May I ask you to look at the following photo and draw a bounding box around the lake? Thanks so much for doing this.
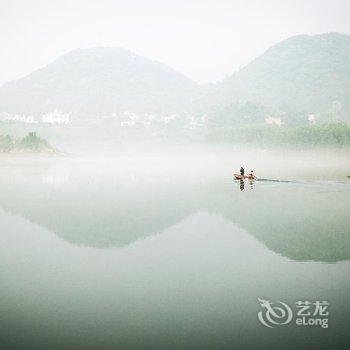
[0,151,349,349]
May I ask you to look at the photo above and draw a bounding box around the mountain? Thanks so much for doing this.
[1,33,350,121]
[212,32,350,120]
[0,47,199,117]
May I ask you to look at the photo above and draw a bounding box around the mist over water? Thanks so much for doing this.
[0,150,349,349]
[1,5,350,347]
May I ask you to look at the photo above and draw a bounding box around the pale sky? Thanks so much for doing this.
[0,0,349,85]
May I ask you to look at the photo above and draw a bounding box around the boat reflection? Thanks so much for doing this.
[240,179,244,191]
[0,160,349,262]
[238,179,254,191]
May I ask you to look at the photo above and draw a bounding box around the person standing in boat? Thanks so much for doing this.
[240,167,245,178]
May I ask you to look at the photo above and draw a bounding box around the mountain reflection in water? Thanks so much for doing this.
[0,157,349,263]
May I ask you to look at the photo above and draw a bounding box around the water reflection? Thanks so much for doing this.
[1,208,349,350]
[0,158,350,349]
[0,159,349,262]
[240,179,244,191]
[237,179,255,191]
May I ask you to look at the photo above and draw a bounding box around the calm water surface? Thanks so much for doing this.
[0,154,349,349]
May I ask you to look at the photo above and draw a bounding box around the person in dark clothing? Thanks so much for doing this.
[240,167,245,177]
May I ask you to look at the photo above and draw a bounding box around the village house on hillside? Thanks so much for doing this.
[0,113,37,124]
[265,116,282,126]
[42,110,71,124]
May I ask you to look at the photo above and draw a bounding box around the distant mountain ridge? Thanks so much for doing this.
[0,32,350,120]
[0,47,199,117]
[211,32,350,119]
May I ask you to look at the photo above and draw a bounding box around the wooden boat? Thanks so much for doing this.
[234,173,257,180]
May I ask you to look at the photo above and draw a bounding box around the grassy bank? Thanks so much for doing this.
[0,132,56,153]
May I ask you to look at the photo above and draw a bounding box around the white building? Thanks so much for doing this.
[187,114,206,130]
[265,116,282,126]
[42,110,71,124]
[160,115,176,124]
[1,113,37,123]
[308,114,317,124]
[120,120,136,127]
[123,110,139,121]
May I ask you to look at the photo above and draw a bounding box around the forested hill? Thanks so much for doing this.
[211,32,350,121]
[0,47,200,117]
